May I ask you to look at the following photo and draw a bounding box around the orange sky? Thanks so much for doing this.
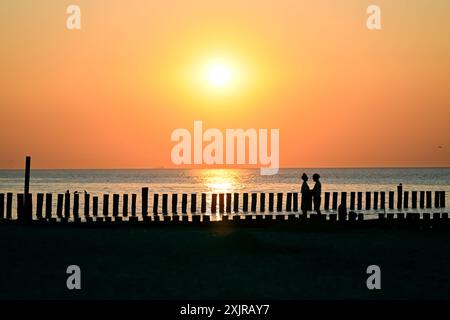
[0,0,449,169]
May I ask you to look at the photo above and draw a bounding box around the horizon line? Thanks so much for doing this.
[0,166,449,171]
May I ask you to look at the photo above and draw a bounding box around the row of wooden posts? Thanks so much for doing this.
[0,186,446,222]
[1,157,447,223]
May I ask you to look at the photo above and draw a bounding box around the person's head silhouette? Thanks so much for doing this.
[312,173,320,182]
[302,173,308,181]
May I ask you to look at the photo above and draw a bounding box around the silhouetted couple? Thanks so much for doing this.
[301,173,321,215]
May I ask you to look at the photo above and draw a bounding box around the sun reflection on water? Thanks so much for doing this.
[202,169,243,193]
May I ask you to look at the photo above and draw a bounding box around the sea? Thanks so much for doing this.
[0,168,449,216]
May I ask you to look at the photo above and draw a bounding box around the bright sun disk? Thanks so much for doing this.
[206,62,233,88]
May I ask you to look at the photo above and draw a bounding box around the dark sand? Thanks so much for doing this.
[0,223,449,299]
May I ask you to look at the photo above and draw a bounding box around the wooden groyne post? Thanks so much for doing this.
[0,193,4,220]
[142,187,149,217]
[22,156,32,221]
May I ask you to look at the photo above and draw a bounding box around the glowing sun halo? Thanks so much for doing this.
[205,61,234,88]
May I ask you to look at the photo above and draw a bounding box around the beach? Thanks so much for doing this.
[1,222,449,299]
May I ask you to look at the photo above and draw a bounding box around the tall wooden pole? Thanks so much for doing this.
[23,156,31,221]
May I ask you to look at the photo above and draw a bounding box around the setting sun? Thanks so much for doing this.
[204,59,234,89]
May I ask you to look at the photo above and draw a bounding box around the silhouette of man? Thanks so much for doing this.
[312,173,322,215]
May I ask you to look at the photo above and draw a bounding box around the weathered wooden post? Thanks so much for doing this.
[411,191,417,209]
[73,192,80,219]
[191,194,197,213]
[440,191,445,208]
[152,194,158,215]
[397,184,403,210]
[426,191,432,209]
[286,193,292,212]
[92,196,98,217]
[162,194,168,215]
[23,156,31,221]
[6,193,12,220]
[350,192,355,211]
[113,194,119,217]
[36,193,44,220]
[251,193,257,213]
[357,192,363,210]
[241,193,248,213]
[84,193,90,217]
[268,193,274,212]
[365,192,371,210]
[131,194,137,216]
[94,196,102,222]
[0,193,5,219]
[44,194,52,220]
[17,194,24,219]
[83,195,92,222]
[404,191,409,209]
[419,191,425,209]
[26,194,33,221]
[64,192,70,219]
[123,194,128,217]
[219,193,225,213]
[231,192,238,213]
[332,192,338,211]
[211,194,217,214]
[388,191,394,210]
[324,192,330,210]
[182,194,188,214]
[226,193,232,213]
[276,193,283,212]
[259,193,265,212]
[111,194,120,220]
[172,193,178,214]
[380,191,385,210]
[373,192,378,210]
[56,194,63,218]
[103,194,110,217]
[285,192,292,212]
[142,187,149,217]
[434,191,440,209]
[201,193,207,213]
[292,193,298,212]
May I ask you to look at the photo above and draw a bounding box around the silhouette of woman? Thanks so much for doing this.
[300,173,311,215]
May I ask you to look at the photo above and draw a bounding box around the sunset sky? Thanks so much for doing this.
[1,0,449,169]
